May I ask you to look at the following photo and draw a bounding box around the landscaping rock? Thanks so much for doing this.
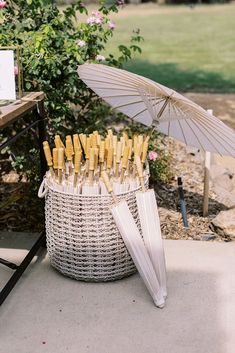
[211,208,235,240]
[200,233,217,241]
[210,157,235,208]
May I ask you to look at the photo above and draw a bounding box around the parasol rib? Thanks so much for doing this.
[80,65,152,90]
[191,118,233,156]
[178,119,189,146]
[170,103,189,145]
[195,113,235,145]
[182,118,205,151]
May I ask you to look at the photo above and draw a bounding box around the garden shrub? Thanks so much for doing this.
[0,0,172,187]
[0,0,142,182]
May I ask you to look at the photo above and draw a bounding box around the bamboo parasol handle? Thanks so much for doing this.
[43,142,53,167]
[141,141,149,163]
[101,170,117,203]
[135,155,146,192]
[58,147,64,184]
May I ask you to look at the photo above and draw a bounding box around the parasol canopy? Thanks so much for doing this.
[77,64,235,157]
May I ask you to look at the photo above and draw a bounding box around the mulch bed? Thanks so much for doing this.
[154,137,229,242]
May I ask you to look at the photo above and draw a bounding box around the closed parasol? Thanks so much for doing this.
[101,171,165,308]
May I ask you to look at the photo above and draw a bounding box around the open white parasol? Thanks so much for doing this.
[77,63,235,157]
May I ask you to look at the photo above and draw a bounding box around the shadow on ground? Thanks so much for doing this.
[124,60,235,93]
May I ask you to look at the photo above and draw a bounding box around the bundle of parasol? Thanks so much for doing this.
[42,130,150,196]
[41,129,167,308]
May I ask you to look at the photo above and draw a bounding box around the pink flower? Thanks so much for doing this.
[95,55,105,62]
[95,17,103,25]
[86,16,96,25]
[14,66,18,76]
[77,40,86,48]
[91,10,101,17]
[148,151,158,161]
[87,11,103,26]
[0,1,6,9]
[108,21,115,30]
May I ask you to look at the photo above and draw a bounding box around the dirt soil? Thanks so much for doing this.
[1,93,235,240]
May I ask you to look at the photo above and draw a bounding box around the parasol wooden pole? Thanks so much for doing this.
[43,141,54,177]
[73,149,81,187]
[94,147,99,174]
[88,148,95,186]
[203,151,211,217]
[141,140,149,165]
[52,148,58,178]
[112,135,117,171]
[120,146,129,183]
[115,141,122,178]
[202,109,213,217]
[79,133,86,153]
[65,136,74,175]
[73,134,82,153]
[127,138,133,173]
[58,147,64,184]
[99,140,105,173]
[135,155,146,192]
[101,170,117,203]
[85,137,91,175]
[107,147,114,176]
[54,135,65,149]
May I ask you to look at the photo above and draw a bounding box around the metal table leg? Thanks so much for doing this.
[0,231,46,305]
[0,100,47,305]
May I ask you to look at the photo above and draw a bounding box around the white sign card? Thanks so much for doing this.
[0,50,16,100]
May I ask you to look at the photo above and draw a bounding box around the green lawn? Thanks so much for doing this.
[102,4,235,92]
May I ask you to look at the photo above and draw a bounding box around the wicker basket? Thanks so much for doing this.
[39,178,148,282]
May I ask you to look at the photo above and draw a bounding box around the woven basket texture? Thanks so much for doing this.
[45,181,148,282]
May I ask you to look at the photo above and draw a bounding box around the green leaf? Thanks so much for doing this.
[25,82,32,90]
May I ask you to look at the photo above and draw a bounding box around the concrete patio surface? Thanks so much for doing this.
[0,232,235,353]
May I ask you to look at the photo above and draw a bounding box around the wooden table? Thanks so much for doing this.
[0,92,47,305]
[0,92,44,128]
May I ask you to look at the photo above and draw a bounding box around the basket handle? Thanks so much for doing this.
[38,178,48,198]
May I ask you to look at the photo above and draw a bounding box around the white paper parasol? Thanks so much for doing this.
[135,156,167,298]
[136,189,167,298]
[78,63,235,157]
[111,200,165,308]
[102,171,165,308]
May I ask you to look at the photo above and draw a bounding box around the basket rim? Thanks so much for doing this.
[45,175,148,199]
